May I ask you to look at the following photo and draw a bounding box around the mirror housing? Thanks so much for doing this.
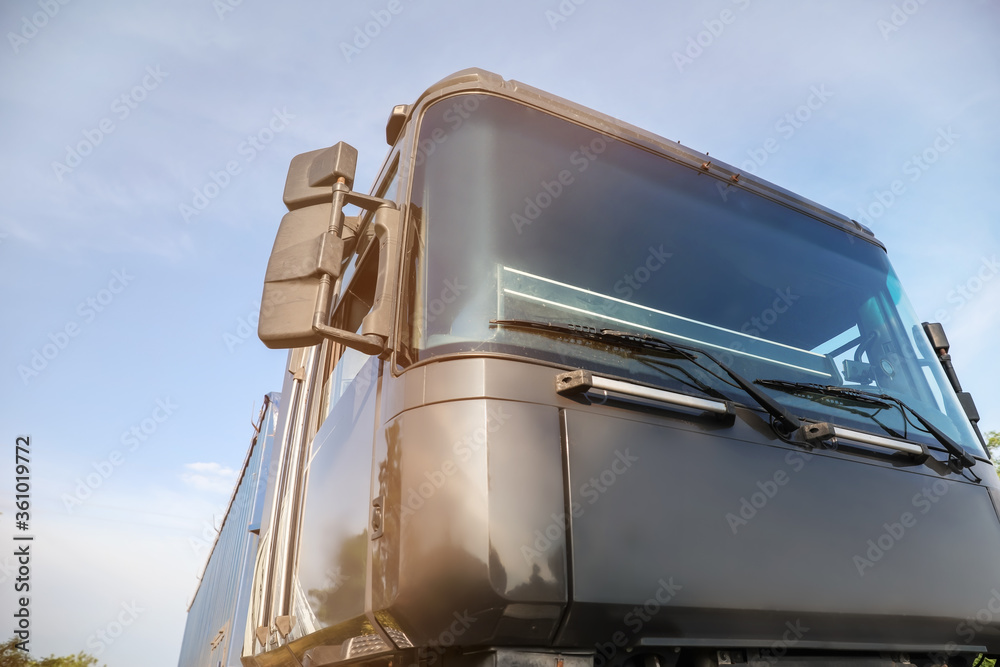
[258,143,400,356]
[921,321,950,355]
[258,204,343,349]
[385,104,408,145]
[283,143,358,209]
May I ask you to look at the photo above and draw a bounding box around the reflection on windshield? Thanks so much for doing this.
[498,265,833,379]
[403,93,983,456]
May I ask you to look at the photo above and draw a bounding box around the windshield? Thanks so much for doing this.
[401,93,984,458]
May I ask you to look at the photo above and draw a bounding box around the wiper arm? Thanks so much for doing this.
[491,319,803,434]
[755,379,977,470]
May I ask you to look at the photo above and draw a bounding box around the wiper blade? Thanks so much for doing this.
[491,319,803,433]
[490,319,695,359]
[755,379,894,409]
[492,318,717,399]
[755,379,977,470]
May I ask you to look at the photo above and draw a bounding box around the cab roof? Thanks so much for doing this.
[391,67,881,249]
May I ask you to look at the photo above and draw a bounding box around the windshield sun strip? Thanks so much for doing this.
[502,266,827,359]
[502,288,833,379]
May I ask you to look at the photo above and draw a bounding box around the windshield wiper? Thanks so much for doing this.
[491,319,804,434]
[492,319,727,400]
[755,379,894,409]
[755,379,977,470]
[491,319,695,359]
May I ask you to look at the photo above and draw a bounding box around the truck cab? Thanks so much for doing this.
[178,68,1000,667]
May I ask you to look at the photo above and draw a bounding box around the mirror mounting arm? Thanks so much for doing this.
[309,187,399,356]
[310,272,386,355]
[342,189,398,213]
[313,321,385,355]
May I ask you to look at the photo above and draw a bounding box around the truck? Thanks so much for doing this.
[178,68,1000,667]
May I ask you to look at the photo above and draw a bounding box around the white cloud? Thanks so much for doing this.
[181,461,238,494]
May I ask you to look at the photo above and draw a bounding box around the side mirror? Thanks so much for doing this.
[257,204,343,349]
[922,321,986,441]
[258,142,400,356]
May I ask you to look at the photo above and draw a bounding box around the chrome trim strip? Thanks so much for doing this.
[830,425,926,456]
[556,369,730,415]
[591,375,730,414]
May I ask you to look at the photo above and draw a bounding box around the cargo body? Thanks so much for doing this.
[179,393,280,667]
[179,70,1000,667]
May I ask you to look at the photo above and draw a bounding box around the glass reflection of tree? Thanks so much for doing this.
[373,420,401,609]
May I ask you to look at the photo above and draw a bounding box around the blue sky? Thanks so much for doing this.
[0,1,998,665]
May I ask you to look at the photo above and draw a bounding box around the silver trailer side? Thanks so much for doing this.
[178,393,280,667]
